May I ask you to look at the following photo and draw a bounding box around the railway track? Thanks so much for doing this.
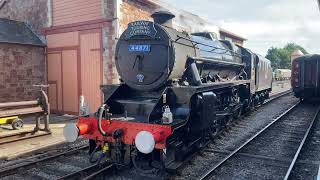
[265,89,291,104]
[286,105,320,179]
[0,130,51,145]
[0,141,91,179]
[174,91,298,179]
[199,102,320,180]
[0,90,293,180]
[57,163,114,180]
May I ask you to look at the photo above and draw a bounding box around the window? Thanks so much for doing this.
[192,32,214,40]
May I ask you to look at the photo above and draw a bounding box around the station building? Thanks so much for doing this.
[0,0,47,103]
[219,28,247,46]
[0,0,246,114]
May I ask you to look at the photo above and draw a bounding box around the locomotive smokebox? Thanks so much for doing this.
[116,9,196,91]
[151,11,175,27]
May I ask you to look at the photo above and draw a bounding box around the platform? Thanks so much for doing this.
[270,80,291,96]
[0,114,77,160]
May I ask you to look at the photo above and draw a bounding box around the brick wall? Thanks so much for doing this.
[0,0,48,34]
[101,0,158,85]
[102,0,117,85]
[120,0,156,32]
[0,44,46,102]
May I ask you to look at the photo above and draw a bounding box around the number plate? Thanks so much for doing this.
[128,45,151,52]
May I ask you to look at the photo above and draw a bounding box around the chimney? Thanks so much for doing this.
[151,11,175,27]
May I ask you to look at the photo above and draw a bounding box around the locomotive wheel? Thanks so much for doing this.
[12,119,23,130]
[226,115,234,127]
[132,152,156,173]
[259,98,265,104]
[210,126,219,138]
[233,107,242,119]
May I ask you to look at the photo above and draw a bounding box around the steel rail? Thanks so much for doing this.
[264,89,292,104]
[283,106,320,180]
[57,163,114,180]
[0,145,89,177]
[199,101,300,180]
[56,164,99,180]
[82,164,114,180]
[56,163,113,180]
[173,89,291,177]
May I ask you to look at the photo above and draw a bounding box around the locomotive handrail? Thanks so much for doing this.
[175,35,244,57]
[174,40,240,58]
[189,56,245,67]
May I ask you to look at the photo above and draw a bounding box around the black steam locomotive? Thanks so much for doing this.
[64,11,273,172]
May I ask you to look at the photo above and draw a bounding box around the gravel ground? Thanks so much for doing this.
[0,139,89,179]
[208,94,298,152]
[174,94,299,180]
[105,168,168,180]
[207,103,318,180]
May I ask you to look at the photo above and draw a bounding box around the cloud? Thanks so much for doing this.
[162,0,320,55]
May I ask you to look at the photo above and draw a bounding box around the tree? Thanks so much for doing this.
[265,47,281,69]
[265,43,308,69]
[278,48,291,68]
[284,43,308,55]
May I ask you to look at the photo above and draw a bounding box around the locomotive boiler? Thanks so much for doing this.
[64,11,272,172]
[116,11,243,91]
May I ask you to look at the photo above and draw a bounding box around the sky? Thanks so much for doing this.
[162,0,320,56]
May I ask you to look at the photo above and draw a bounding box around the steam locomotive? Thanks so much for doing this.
[63,11,273,172]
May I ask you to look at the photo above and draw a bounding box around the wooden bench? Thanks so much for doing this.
[0,85,50,132]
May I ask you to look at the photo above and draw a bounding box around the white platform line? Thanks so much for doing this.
[317,164,320,180]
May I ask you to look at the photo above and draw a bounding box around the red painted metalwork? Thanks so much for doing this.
[77,117,172,149]
[291,60,300,88]
[78,123,89,135]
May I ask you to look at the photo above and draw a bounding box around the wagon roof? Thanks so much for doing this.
[295,54,320,62]
[0,18,46,47]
